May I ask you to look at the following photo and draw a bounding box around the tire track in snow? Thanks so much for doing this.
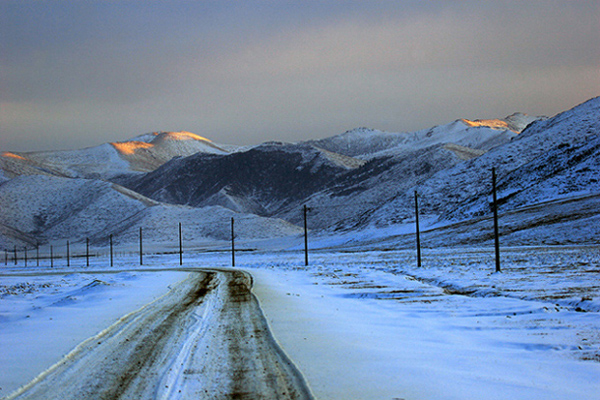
[6,269,314,400]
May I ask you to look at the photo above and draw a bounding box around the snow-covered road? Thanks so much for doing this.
[5,269,314,400]
[2,246,599,399]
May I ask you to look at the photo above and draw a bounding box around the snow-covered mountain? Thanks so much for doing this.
[1,98,598,249]
[0,131,231,181]
[0,174,301,249]
[382,97,599,220]
[306,112,540,159]
[354,96,600,245]
[115,112,545,223]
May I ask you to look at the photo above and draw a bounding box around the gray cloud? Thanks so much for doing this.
[1,1,598,151]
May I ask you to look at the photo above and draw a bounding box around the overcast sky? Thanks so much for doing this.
[1,1,598,152]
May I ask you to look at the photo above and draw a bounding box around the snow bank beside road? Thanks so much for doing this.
[0,270,188,396]
[249,249,600,400]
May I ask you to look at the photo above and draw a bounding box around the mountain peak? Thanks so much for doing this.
[151,131,212,143]
[121,131,213,145]
[110,131,227,172]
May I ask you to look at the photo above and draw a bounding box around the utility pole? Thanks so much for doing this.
[86,238,90,267]
[415,190,422,268]
[36,243,39,267]
[179,223,183,266]
[492,168,501,273]
[66,240,70,267]
[231,217,235,267]
[109,234,114,267]
[139,227,143,266]
[24,247,28,267]
[14,245,17,266]
[303,205,309,266]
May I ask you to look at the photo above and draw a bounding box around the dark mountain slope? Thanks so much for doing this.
[273,143,465,230]
[115,142,363,216]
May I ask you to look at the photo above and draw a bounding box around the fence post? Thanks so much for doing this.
[50,245,54,268]
[109,234,113,267]
[67,240,70,267]
[24,247,28,267]
[415,190,422,268]
[303,205,309,266]
[231,217,235,267]
[36,243,39,267]
[492,168,501,273]
[5,249,7,265]
[14,245,17,266]
[139,227,143,266]
[86,238,90,267]
[179,223,183,266]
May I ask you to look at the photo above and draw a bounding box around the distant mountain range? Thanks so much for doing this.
[1,97,598,250]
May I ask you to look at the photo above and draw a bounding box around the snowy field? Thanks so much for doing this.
[1,245,599,399]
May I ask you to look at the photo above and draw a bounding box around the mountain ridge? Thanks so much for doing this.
[1,98,597,249]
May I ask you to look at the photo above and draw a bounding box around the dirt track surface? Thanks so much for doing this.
[7,269,314,400]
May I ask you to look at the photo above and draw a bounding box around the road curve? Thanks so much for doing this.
[6,269,314,400]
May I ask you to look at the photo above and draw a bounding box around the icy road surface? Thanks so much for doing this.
[6,269,314,400]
